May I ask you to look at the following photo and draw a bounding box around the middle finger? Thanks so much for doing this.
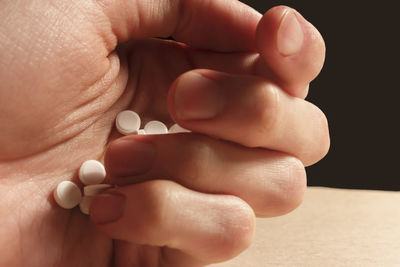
[168,69,330,166]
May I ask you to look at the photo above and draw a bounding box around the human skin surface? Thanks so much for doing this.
[0,0,328,266]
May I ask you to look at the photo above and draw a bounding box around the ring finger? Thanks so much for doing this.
[105,133,306,217]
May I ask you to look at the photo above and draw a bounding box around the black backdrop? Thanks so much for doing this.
[240,1,399,190]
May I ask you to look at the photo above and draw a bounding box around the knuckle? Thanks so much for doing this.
[243,84,279,147]
[211,198,255,261]
[317,109,331,160]
[260,156,307,217]
[303,105,331,166]
[133,181,173,244]
[277,157,307,214]
[176,136,215,184]
[145,181,173,228]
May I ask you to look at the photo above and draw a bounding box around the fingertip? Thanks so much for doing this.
[167,71,193,124]
[167,75,180,121]
[104,136,156,178]
[168,69,223,126]
[255,5,291,53]
[255,6,326,98]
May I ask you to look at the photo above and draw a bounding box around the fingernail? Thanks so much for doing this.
[107,139,155,177]
[174,72,224,120]
[90,193,125,224]
[277,10,304,56]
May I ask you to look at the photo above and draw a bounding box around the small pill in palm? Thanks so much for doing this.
[54,181,82,209]
[144,120,168,134]
[79,160,106,185]
[116,110,141,135]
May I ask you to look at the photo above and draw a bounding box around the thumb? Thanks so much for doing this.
[98,0,261,51]
[255,6,326,98]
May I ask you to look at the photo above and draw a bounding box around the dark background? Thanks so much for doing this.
[241,1,399,190]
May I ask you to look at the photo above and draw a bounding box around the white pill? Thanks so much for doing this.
[137,129,146,135]
[169,123,191,134]
[53,181,82,209]
[79,160,106,185]
[116,110,141,135]
[144,120,168,134]
[84,184,113,196]
[79,196,93,215]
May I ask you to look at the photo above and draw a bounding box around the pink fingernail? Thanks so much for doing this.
[174,72,224,121]
[277,10,304,56]
[107,139,155,177]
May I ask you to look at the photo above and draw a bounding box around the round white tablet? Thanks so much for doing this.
[84,184,113,196]
[79,196,93,215]
[144,120,168,134]
[79,160,106,185]
[169,123,191,134]
[53,181,82,209]
[116,110,141,135]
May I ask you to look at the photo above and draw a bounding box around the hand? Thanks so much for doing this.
[0,1,328,267]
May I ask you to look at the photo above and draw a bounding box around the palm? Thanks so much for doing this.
[0,34,220,266]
